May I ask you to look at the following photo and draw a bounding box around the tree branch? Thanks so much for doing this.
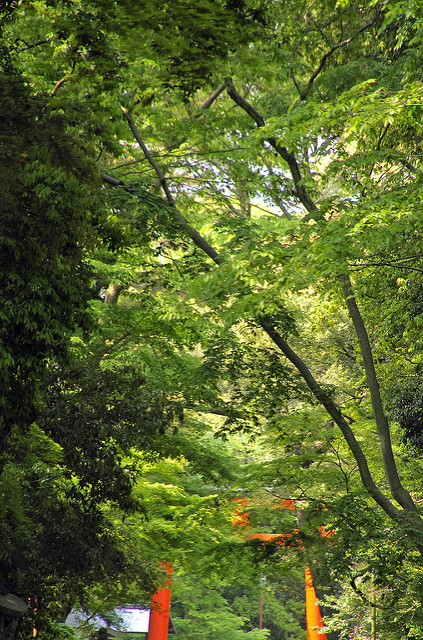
[103,145,221,265]
[375,123,390,151]
[350,260,423,272]
[50,62,76,97]
[102,173,137,192]
[196,82,227,113]
[225,77,421,524]
[257,317,405,523]
[122,108,176,207]
[298,9,386,101]
[18,37,53,52]
[226,80,320,216]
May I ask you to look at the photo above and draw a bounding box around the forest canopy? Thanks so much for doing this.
[2,0,423,638]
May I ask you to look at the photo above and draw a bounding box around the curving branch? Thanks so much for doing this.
[293,7,387,101]
[50,61,76,96]
[196,82,227,113]
[226,79,320,216]
[104,122,221,265]
[102,172,137,192]
[257,317,408,525]
[18,37,53,52]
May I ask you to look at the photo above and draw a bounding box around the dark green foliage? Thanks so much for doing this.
[0,423,127,634]
[202,332,307,435]
[0,70,169,635]
[40,354,175,511]
[0,73,100,447]
[0,350,174,634]
[123,0,264,95]
[0,1,18,26]
[387,376,423,451]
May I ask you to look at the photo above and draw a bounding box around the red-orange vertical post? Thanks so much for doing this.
[305,566,327,640]
[147,565,172,640]
[234,498,328,639]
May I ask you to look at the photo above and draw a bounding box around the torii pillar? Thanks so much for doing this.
[147,565,172,640]
[305,566,327,640]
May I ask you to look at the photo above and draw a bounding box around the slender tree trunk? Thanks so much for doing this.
[339,274,421,515]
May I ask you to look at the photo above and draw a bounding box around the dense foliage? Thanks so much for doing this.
[3,0,423,638]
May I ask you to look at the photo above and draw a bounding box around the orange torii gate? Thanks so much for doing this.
[233,498,327,640]
[147,499,327,640]
[147,565,173,640]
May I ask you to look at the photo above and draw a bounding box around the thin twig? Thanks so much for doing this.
[350,261,423,273]
[50,62,76,96]
[107,146,247,170]
[18,37,53,52]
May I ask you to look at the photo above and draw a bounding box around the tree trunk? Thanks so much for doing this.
[104,283,124,304]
